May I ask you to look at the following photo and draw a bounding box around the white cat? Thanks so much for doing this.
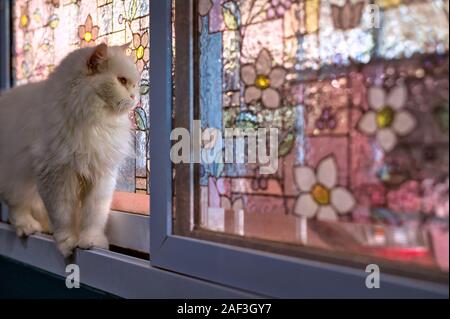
[0,43,139,257]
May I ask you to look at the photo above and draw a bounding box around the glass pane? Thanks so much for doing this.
[196,0,449,273]
[12,0,150,214]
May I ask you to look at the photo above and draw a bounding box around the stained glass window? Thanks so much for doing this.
[12,0,150,214]
[196,0,449,273]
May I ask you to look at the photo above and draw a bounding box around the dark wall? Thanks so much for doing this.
[0,256,117,299]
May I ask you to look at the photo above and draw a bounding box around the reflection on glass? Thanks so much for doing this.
[197,0,449,272]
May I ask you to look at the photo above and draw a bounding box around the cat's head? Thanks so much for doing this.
[83,43,140,113]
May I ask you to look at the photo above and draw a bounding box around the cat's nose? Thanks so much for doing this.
[130,94,136,100]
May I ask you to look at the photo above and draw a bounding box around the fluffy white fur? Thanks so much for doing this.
[0,43,139,257]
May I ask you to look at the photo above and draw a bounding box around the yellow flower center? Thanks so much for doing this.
[20,15,28,27]
[311,184,330,206]
[136,45,145,60]
[84,31,93,42]
[255,75,270,90]
[376,106,395,129]
[49,18,59,29]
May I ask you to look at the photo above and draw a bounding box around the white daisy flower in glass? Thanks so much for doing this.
[241,49,287,109]
[358,84,417,152]
[294,157,356,221]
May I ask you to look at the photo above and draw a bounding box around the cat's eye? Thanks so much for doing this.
[117,77,128,86]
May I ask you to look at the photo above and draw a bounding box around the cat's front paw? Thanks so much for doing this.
[14,216,43,238]
[55,233,79,258]
[78,231,109,250]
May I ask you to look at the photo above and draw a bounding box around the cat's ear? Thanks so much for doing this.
[87,43,108,73]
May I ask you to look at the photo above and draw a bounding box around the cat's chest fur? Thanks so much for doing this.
[70,113,132,179]
[35,102,133,181]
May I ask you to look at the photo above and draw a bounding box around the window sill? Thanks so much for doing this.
[1,207,150,256]
[0,222,259,298]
